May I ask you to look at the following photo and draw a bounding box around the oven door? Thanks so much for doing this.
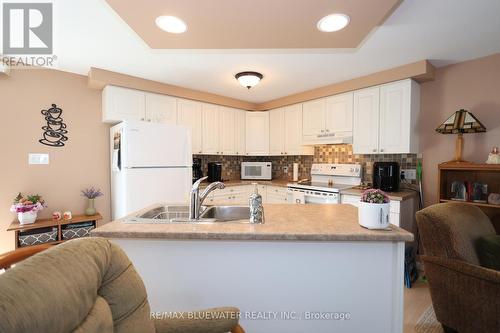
[287,188,339,204]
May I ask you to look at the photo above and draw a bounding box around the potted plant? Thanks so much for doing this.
[10,193,46,225]
[81,187,103,216]
[358,189,390,230]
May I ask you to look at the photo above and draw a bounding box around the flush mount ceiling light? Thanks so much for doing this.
[235,71,263,89]
[155,15,187,34]
[317,13,350,32]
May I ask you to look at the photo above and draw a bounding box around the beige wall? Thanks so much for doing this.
[420,53,500,206]
[0,69,110,253]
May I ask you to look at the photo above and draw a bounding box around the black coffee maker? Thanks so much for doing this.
[373,162,400,192]
[192,158,203,183]
[207,162,223,182]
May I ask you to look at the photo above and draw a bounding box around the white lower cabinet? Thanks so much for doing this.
[208,184,286,205]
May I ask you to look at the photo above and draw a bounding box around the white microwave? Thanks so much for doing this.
[241,162,272,180]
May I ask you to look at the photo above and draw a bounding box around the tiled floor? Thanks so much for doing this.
[404,279,433,333]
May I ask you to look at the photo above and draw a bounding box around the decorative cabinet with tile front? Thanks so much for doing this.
[353,79,420,154]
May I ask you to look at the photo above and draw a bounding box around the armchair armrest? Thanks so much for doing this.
[154,307,243,333]
[421,255,500,332]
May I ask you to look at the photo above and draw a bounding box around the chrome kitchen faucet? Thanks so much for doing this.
[189,176,225,220]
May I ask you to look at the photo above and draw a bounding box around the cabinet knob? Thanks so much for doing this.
[325,129,330,132]
[199,151,202,154]
[141,118,145,121]
[320,130,325,133]
[147,119,151,122]
[285,152,287,155]
[380,149,384,152]
[372,149,377,152]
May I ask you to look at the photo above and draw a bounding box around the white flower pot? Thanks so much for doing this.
[358,201,390,230]
[18,211,38,225]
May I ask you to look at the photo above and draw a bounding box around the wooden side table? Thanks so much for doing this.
[7,213,102,249]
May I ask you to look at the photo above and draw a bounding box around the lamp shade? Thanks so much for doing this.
[435,109,486,134]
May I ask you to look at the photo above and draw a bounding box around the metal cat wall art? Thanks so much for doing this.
[39,104,68,147]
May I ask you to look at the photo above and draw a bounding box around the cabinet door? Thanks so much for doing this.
[102,86,145,123]
[353,87,380,154]
[245,112,270,156]
[235,109,246,156]
[325,92,353,133]
[220,107,237,155]
[379,80,411,154]
[284,104,313,155]
[302,99,326,142]
[145,93,177,124]
[269,108,285,156]
[201,103,220,155]
[177,99,202,154]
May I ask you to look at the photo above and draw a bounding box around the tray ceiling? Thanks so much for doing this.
[105,0,402,49]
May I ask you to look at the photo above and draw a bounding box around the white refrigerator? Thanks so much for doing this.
[110,121,192,219]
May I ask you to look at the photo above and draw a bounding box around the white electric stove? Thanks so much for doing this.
[287,163,362,204]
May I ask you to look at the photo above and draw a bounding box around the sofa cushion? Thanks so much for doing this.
[477,235,500,271]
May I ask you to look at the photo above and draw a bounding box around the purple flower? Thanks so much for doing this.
[81,187,103,199]
[361,189,389,204]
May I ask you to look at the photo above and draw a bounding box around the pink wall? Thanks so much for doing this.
[0,69,110,253]
[420,53,500,206]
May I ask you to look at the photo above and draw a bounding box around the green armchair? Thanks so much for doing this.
[416,203,500,333]
[0,238,244,333]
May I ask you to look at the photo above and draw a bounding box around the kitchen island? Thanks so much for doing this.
[92,204,413,333]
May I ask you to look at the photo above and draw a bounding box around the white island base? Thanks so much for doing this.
[113,239,405,333]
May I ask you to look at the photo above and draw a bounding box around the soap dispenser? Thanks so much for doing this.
[249,183,264,224]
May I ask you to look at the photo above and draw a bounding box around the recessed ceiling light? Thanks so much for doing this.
[155,16,187,34]
[317,13,350,32]
[235,71,263,89]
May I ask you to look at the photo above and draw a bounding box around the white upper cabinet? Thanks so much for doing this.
[220,107,237,155]
[325,92,353,134]
[145,93,177,124]
[235,109,246,156]
[201,103,220,155]
[245,112,270,156]
[269,108,285,155]
[284,104,314,155]
[353,79,420,154]
[302,94,353,144]
[379,80,420,154]
[302,99,326,142]
[102,86,146,123]
[177,99,203,154]
[353,87,380,154]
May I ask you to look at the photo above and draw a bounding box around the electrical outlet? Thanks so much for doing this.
[283,166,289,173]
[402,169,416,180]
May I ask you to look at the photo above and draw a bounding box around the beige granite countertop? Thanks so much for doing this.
[202,179,419,201]
[200,179,297,188]
[92,204,413,242]
[339,188,419,201]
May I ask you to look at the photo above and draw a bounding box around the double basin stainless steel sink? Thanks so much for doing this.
[126,204,255,224]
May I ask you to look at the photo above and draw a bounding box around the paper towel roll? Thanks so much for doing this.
[293,163,299,181]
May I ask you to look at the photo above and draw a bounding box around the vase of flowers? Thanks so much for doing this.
[10,193,46,225]
[81,187,103,216]
[358,189,390,230]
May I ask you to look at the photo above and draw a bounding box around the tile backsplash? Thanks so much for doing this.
[194,144,420,184]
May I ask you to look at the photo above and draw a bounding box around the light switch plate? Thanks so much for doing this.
[29,153,49,165]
